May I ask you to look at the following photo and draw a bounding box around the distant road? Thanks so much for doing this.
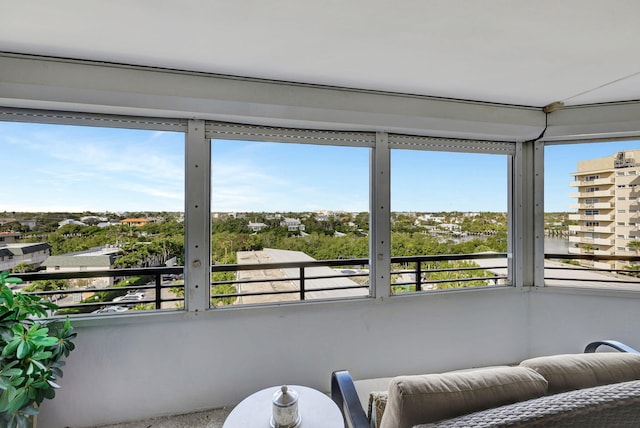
[236,248,368,304]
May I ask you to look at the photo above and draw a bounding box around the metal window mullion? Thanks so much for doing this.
[371,132,391,299]
[185,119,210,312]
[507,156,515,286]
[533,141,545,287]
[513,140,536,287]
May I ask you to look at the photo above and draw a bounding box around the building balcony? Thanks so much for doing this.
[568,225,614,234]
[567,247,614,256]
[569,177,614,187]
[568,214,613,221]
[569,202,612,210]
[568,236,614,246]
[569,190,614,198]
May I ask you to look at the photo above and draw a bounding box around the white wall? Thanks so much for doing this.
[528,288,640,356]
[38,288,530,427]
[38,286,640,427]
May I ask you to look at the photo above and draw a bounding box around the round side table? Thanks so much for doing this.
[223,384,345,428]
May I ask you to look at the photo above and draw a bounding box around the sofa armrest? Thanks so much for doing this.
[584,340,640,354]
[331,370,370,428]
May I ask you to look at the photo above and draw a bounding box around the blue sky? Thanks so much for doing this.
[1,121,638,213]
[545,141,640,211]
[0,122,184,212]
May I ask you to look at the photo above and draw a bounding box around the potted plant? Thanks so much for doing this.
[0,271,77,428]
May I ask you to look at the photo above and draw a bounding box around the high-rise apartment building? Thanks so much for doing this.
[569,150,640,270]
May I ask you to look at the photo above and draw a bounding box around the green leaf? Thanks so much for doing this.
[10,376,25,387]
[31,351,52,361]
[2,339,20,357]
[6,388,29,413]
[0,376,10,390]
[31,359,46,372]
[16,340,30,359]
[0,388,11,412]
[43,387,55,400]
[2,368,22,377]
[4,277,22,284]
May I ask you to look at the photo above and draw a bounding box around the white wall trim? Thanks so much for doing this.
[0,53,544,142]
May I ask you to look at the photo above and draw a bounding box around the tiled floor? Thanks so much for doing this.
[95,407,233,428]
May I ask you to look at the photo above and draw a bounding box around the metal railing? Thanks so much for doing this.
[8,266,185,314]
[12,251,640,316]
[6,253,512,314]
[210,253,510,304]
[544,253,640,287]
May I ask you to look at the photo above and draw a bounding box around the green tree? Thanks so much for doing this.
[9,263,34,274]
[629,240,640,254]
[23,279,68,293]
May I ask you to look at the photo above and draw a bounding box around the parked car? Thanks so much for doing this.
[113,292,145,303]
[92,305,129,314]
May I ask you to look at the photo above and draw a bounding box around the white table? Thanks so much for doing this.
[223,385,345,428]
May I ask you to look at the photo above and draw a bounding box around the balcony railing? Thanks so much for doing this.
[544,253,640,288]
[8,267,185,315]
[568,214,613,221]
[10,252,640,315]
[569,177,614,186]
[6,253,511,314]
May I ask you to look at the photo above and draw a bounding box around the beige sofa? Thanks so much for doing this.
[331,340,640,428]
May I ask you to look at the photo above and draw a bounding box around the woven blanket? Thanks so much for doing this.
[414,379,640,427]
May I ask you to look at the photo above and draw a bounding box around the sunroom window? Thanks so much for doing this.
[0,116,186,315]
[387,135,513,293]
[545,141,640,289]
[207,123,373,307]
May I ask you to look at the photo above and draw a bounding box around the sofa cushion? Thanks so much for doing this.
[520,352,640,394]
[378,366,548,428]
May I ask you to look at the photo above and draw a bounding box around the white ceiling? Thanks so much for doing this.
[2,0,640,108]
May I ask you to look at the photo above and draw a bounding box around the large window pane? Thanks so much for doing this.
[390,149,510,293]
[210,139,370,306]
[0,121,185,314]
[545,141,640,289]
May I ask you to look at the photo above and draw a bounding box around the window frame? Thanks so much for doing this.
[1,107,523,315]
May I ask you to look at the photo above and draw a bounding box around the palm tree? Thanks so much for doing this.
[629,240,640,254]
[582,243,594,254]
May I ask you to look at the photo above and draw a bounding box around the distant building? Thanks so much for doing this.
[419,214,444,223]
[80,215,108,224]
[97,221,120,228]
[248,222,267,232]
[280,218,305,232]
[438,223,461,232]
[59,219,86,228]
[0,232,20,244]
[0,232,51,272]
[0,218,37,230]
[120,218,151,227]
[569,150,640,270]
[42,246,122,299]
[19,219,37,230]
